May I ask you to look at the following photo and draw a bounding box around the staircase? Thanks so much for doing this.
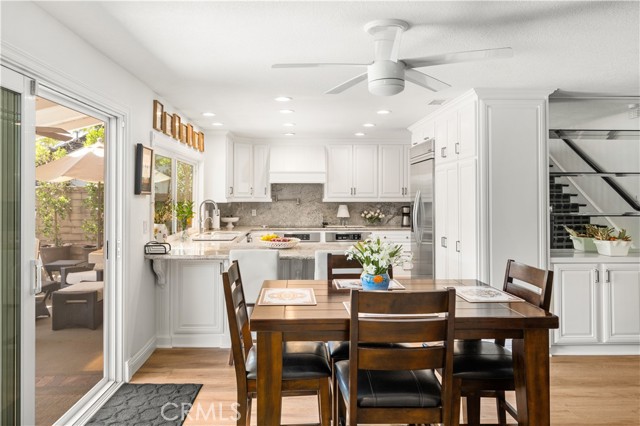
[549,166,592,249]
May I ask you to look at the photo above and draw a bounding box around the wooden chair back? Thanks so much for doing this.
[503,259,554,311]
[222,261,253,390]
[327,253,393,281]
[347,288,457,425]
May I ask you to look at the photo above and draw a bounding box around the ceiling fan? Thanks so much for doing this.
[273,19,513,96]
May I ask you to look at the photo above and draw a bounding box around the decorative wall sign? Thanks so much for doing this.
[171,114,181,139]
[153,100,163,131]
[135,143,154,195]
[152,100,204,151]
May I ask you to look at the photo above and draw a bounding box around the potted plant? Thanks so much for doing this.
[174,200,194,242]
[564,225,600,252]
[345,237,411,290]
[592,227,633,256]
[154,198,172,242]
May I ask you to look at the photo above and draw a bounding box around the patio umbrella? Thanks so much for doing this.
[35,126,73,142]
[35,142,104,183]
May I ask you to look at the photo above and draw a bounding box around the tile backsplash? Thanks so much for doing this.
[219,184,408,228]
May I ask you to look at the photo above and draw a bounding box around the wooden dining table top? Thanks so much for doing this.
[250,279,559,336]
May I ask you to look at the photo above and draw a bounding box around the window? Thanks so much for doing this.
[154,154,196,234]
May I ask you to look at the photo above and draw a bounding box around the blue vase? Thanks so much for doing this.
[361,272,391,291]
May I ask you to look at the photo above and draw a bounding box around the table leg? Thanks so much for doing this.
[512,329,551,426]
[257,331,283,426]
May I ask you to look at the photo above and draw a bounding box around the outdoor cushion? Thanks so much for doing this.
[57,281,104,301]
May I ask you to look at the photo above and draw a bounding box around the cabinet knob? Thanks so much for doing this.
[455,142,460,155]
[594,269,599,283]
[441,147,447,158]
[229,186,234,195]
[441,237,447,248]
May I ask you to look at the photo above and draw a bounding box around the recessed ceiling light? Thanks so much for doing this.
[275,96,292,102]
[212,122,224,126]
[354,132,366,136]
[376,110,391,115]
[284,132,296,136]
[283,123,296,127]
[279,109,295,114]
[202,112,216,117]
[363,123,375,127]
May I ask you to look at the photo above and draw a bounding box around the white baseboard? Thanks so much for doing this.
[551,344,640,356]
[125,336,157,380]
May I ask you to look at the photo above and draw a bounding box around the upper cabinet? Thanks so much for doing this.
[434,101,476,164]
[378,144,410,200]
[325,144,378,200]
[230,141,271,201]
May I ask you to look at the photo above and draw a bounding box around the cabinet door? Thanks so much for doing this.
[445,163,459,279]
[434,116,448,164]
[326,145,352,198]
[553,263,599,345]
[252,144,270,200]
[457,101,476,159]
[457,158,477,279]
[602,263,640,344]
[378,145,404,199]
[233,142,253,198]
[171,261,225,341]
[353,145,378,198]
[226,136,235,198]
[403,145,410,196]
[434,164,455,279]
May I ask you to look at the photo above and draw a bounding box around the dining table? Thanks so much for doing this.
[250,279,559,426]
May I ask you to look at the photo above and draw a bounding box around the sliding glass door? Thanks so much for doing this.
[1,65,36,425]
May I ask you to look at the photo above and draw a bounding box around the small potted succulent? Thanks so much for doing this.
[592,227,633,256]
[564,225,600,252]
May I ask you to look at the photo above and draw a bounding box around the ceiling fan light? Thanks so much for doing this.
[368,78,405,96]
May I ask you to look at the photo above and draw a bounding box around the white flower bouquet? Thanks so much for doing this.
[345,237,412,275]
[361,209,385,225]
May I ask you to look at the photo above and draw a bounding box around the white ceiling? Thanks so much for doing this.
[36,1,640,140]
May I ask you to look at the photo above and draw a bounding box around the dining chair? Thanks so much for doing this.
[222,260,332,426]
[453,259,554,425]
[335,288,459,426]
[227,250,279,365]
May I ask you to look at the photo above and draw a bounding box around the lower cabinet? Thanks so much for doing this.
[369,230,412,278]
[552,261,640,354]
[156,260,229,348]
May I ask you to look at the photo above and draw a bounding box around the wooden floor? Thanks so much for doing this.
[132,348,640,426]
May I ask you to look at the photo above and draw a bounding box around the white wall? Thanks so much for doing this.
[1,2,183,378]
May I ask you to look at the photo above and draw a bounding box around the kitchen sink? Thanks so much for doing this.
[192,231,242,241]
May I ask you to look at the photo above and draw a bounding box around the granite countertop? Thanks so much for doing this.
[145,240,357,260]
[550,249,640,263]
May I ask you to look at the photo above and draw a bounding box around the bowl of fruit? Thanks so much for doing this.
[260,233,301,249]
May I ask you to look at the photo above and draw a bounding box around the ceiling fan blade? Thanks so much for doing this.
[404,69,451,92]
[403,47,513,68]
[325,73,368,95]
[272,63,368,69]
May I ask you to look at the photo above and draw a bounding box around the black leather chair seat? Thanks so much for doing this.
[335,360,441,408]
[453,340,514,380]
[246,341,331,380]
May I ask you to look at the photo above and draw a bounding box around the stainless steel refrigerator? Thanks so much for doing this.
[409,140,435,278]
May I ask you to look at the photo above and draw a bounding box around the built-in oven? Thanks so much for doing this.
[324,231,371,242]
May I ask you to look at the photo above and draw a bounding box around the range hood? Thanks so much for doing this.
[269,145,326,183]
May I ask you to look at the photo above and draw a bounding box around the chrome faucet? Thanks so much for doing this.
[199,199,219,234]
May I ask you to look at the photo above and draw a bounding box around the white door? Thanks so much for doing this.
[602,263,640,344]
[233,142,253,198]
[2,65,37,426]
[457,158,477,280]
[378,145,404,198]
[553,263,600,345]
[353,145,378,198]
[326,145,352,198]
[252,144,270,200]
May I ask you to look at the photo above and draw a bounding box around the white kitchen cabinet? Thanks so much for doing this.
[434,159,477,280]
[552,261,640,353]
[230,142,270,201]
[155,260,229,348]
[434,101,476,165]
[378,145,410,200]
[369,230,412,277]
[324,144,378,200]
[410,120,435,146]
[415,89,550,285]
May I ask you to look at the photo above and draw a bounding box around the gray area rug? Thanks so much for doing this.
[86,383,202,426]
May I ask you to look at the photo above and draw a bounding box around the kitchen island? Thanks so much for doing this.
[146,227,410,348]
